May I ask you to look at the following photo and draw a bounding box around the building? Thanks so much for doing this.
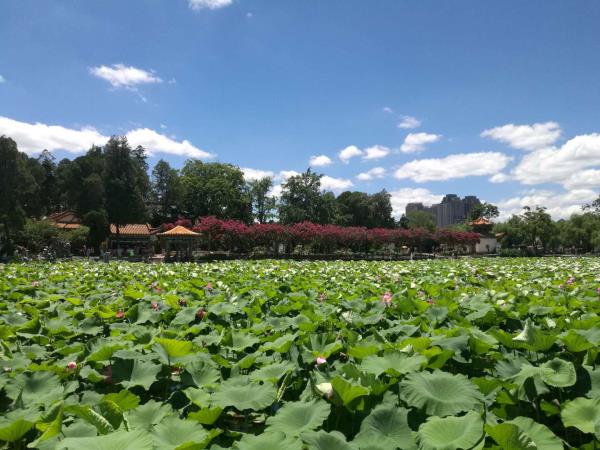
[470,217,498,254]
[45,210,82,230]
[405,194,481,228]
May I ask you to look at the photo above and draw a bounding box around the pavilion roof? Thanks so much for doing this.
[157,225,200,237]
[469,217,492,226]
[110,224,155,237]
[46,210,82,230]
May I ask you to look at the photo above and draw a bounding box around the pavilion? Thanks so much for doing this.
[157,225,201,261]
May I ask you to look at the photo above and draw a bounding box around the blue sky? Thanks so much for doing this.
[1,0,599,219]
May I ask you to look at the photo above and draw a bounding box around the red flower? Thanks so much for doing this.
[151,302,159,311]
[196,309,206,320]
[116,310,124,318]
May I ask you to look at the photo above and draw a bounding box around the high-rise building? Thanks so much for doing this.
[405,194,481,228]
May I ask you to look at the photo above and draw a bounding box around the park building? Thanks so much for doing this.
[406,194,481,228]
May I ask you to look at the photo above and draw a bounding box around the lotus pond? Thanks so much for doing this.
[1,258,600,449]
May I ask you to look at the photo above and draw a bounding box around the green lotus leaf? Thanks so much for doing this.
[360,352,426,377]
[182,359,220,387]
[212,377,277,411]
[400,370,484,416]
[226,331,260,352]
[249,361,295,383]
[102,390,140,411]
[187,406,223,425]
[5,371,63,406]
[126,400,173,430]
[151,417,210,450]
[265,400,330,436]
[561,397,600,433]
[486,423,535,450]
[540,358,576,387]
[507,417,563,450]
[56,429,153,450]
[353,404,415,450]
[235,431,302,450]
[331,376,370,408]
[153,338,194,360]
[302,430,354,450]
[417,411,484,450]
[0,418,34,443]
[111,359,161,390]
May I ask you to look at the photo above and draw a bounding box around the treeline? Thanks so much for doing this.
[2,134,599,256]
[0,135,401,254]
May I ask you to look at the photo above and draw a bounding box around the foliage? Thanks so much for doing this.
[0,258,599,448]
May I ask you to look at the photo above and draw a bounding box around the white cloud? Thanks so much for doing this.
[489,173,510,183]
[363,145,390,160]
[321,175,353,191]
[389,188,443,218]
[242,168,275,181]
[125,128,213,159]
[512,134,600,186]
[269,184,283,198]
[382,106,394,114]
[0,75,5,83]
[0,116,213,159]
[90,64,162,89]
[400,132,441,153]
[356,167,385,181]
[338,145,363,163]
[397,116,421,129]
[563,169,600,190]
[309,154,333,167]
[277,170,300,181]
[189,0,233,10]
[0,116,108,155]
[481,122,561,151]
[497,188,598,221]
[394,152,511,183]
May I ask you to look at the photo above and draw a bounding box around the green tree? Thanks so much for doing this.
[248,177,276,223]
[520,206,554,253]
[406,210,436,231]
[103,136,147,253]
[335,191,370,227]
[368,190,395,228]
[37,150,60,215]
[397,214,409,229]
[151,159,181,224]
[0,136,30,254]
[278,169,325,224]
[469,202,500,221]
[583,195,600,216]
[180,161,251,222]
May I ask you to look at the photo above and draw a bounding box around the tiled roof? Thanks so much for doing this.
[157,225,200,237]
[470,217,492,226]
[110,224,154,236]
[46,210,82,229]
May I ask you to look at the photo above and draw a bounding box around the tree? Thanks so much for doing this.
[103,136,147,254]
[180,161,251,222]
[0,136,29,255]
[151,159,181,224]
[37,150,60,215]
[406,210,436,232]
[248,177,276,223]
[520,206,554,253]
[335,191,370,227]
[398,214,409,229]
[583,195,600,216]
[469,202,499,221]
[368,190,395,228]
[278,169,325,224]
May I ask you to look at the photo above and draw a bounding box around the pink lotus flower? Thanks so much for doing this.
[319,293,326,302]
[558,284,564,290]
[116,310,124,318]
[427,298,435,305]
[381,292,393,306]
[31,281,39,287]
[151,302,159,311]
[66,361,77,370]
[597,287,600,295]
[196,309,206,320]
[205,282,213,290]
[178,298,187,306]
[567,276,575,285]
[316,356,327,365]
[417,290,425,297]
